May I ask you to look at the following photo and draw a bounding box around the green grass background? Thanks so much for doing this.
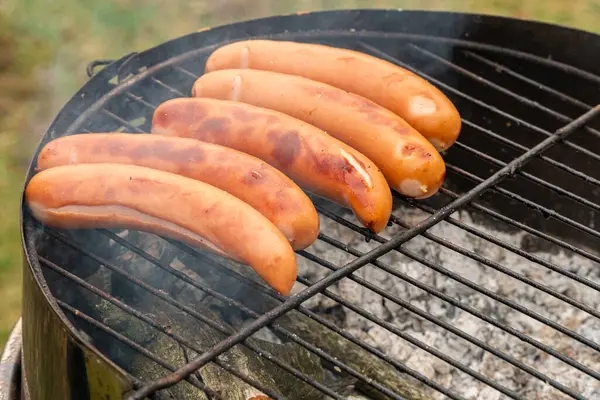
[1,0,599,351]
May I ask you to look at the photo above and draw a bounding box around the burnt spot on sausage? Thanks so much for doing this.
[314,154,355,182]
[402,144,417,157]
[365,219,377,232]
[241,168,267,186]
[199,117,231,135]
[402,143,432,159]
[151,111,171,128]
[270,130,301,168]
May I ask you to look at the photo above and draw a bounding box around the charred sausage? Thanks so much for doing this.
[36,133,319,250]
[193,69,446,199]
[151,98,393,233]
[204,39,461,150]
[25,163,298,295]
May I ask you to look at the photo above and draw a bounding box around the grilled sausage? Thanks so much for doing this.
[36,133,319,250]
[204,39,461,150]
[193,69,446,199]
[151,98,393,232]
[25,163,298,295]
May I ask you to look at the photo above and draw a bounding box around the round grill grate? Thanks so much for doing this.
[21,10,600,400]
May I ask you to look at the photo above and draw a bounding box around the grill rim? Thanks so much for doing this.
[18,8,600,400]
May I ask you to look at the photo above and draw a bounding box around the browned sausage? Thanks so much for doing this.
[193,69,446,199]
[36,133,319,250]
[151,98,393,232]
[204,40,461,150]
[25,163,298,295]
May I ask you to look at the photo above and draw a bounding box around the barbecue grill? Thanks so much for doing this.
[16,8,600,400]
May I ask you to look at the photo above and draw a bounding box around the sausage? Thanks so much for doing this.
[36,133,319,250]
[151,98,393,233]
[25,163,298,295]
[193,69,446,199]
[204,39,461,151]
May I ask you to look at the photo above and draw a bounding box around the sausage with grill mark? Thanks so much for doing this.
[204,39,461,150]
[25,163,298,295]
[36,133,320,250]
[193,69,446,199]
[151,98,393,233]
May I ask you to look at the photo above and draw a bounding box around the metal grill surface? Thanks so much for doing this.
[22,10,600,400]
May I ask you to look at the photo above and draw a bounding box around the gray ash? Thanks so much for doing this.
[299,204,600,400]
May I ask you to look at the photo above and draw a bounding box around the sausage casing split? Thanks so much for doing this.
[151,98,393,233]
[36,133,319,250]
[193,69,446,199]
[25,163,298,295]
[204,39,462,150]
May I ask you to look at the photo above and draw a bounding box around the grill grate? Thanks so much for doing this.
[23,11,600,400]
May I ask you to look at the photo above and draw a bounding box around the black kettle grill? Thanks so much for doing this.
[12,9,600,400]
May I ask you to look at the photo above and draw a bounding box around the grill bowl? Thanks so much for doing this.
[20,9,600,400]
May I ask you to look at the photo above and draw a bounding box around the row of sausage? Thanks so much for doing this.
[25,40,461,295]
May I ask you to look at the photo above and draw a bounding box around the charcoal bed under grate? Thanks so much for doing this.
[21,10,600,400]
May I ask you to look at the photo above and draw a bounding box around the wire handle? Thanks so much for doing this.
[86,59,115,78]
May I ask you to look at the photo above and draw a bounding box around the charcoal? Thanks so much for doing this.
[174,248,431,400]
[95,286,326,399]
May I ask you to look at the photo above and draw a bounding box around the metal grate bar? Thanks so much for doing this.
[95,230,409,400]
[438,186,600,264]
[462,119,600,187]
[39,253,286,400]
[165,239,465,400]
[174,66,199,79]
[125,92,158,111]
[127,104,600,399]
[44,229,343,400]
[294,268,527,400]
[462,51,592,110]
[452,140,600,213]
[56,299,223,399]
[390,211,600,318]
[45,226,433,400]
[316,205,600,367]
[446,163,600,241]
[101,109,145,134]
[150,77,186,97]
[410,44,600,140]
[398,195,600,292]
[312,231,593,399]
[358,41,600,165]
[297,249,578,400]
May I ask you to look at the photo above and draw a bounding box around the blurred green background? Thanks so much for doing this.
[0,0,599,351]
